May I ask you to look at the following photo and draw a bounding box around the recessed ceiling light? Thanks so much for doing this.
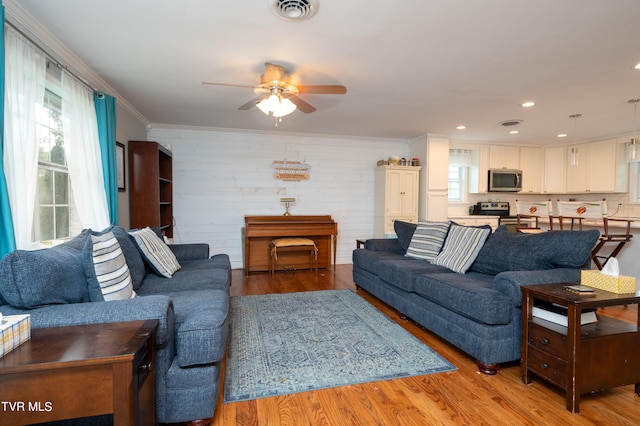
[557,133,568,138]
[521,101,535,108]
[509,130,519,134]
[456,125,466,130]
[635,63,640,70]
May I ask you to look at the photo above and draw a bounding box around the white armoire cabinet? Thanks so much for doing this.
[374,165,421,237]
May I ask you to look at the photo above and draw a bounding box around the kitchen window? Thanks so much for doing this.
[448,149,471,202]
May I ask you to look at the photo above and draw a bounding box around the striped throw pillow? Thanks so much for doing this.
[129,227,181,278]
[90,231,136,300]
[433,224,490,273]
[405,221,451,261]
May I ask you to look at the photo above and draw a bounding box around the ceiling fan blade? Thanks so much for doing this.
[238,97,264,110]
[289,96,317,113]
[298,85,347,95]
[201,81,256,89]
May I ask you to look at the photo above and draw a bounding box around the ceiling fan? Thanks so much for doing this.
[202,63,347,117]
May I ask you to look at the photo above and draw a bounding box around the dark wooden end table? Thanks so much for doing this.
[521,283,640,413]
[0,319,158,426]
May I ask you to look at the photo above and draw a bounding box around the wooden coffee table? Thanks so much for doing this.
[0,319,157,426]
[521,283,640,413]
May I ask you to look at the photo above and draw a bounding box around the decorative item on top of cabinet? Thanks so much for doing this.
[128,141,173,238]
[374,165,421,237]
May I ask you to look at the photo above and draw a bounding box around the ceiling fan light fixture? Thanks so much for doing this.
[270,0,319,22]
[273,98,297,117]
[257,93,297,118]
[256,98,272,115]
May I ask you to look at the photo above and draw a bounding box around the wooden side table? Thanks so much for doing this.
[521,283,640,413]
[0,320,158,426]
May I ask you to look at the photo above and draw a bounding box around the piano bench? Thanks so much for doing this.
[269,238,318,275]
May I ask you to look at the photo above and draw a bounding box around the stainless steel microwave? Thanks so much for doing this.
[488,169,522,192]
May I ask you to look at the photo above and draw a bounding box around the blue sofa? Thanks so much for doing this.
[353,222,600,374]
[0,225,230,424]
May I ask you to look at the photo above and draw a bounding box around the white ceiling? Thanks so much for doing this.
[9,0,640,144]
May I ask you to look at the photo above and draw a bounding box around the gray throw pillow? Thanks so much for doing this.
[405,221,451,261]
[433,224,491,274]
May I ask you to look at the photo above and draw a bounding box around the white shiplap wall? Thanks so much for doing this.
[149,126,411,269]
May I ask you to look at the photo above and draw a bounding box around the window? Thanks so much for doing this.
[34,65,81,243]
[448,164,466,202]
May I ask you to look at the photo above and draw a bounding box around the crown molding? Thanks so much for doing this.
[3,0,150,127]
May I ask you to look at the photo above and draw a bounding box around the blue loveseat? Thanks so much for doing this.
[353,222,600,374]
[0,225,230,424]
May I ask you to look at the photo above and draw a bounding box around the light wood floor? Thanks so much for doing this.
[208,265,639,426]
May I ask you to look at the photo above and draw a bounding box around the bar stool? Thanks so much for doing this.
[269,238,318,275]
[515,199,553,233]
[555,199,633,269]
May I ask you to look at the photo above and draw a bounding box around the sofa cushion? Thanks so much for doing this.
[169,290,230,366]
[0,230,90,309]
[433,224,491,273]
[470,227,601,275]
[129,227,181,277]
[84,231,136,302]
[394,220,417,253]
[137,263,231,295]
[413,272,512,325]
[405,221,450,261]
[352,248,411,277]
[376,257,451,292]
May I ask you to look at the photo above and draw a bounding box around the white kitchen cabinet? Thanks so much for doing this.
[543,146,566,194]
[519,147,543,193]
[410,136,450,220]
[565,139,628,193]
[425,191,449,222]
[565,143,589,193]
[489,145,520,170]
[374,165,421,237]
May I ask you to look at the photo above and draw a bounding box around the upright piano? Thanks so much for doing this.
[244,215,338,274]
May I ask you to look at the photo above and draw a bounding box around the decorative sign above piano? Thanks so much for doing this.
[272,160,311,181]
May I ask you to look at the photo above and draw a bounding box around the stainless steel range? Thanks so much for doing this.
[472,201,533,231]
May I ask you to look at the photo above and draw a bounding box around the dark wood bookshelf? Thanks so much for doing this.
[128,140,173,237]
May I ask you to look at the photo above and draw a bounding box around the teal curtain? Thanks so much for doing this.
[94,92,118,223]
[0,6,17,257]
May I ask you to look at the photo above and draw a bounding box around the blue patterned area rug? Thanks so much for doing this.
[223,289,456,402]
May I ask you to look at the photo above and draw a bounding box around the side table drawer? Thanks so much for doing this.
[135,338,153,388]
[528,345,567,389]
[528,322,567,360]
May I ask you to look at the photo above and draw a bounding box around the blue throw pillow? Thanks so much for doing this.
[0,230,91,309]
[394,220,417,253]
[470,227,601,275]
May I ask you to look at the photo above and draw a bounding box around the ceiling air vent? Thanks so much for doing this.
[499,119,523,127]
[270,0,319,21]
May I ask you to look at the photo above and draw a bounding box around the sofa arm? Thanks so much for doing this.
[169,243,209,262]
[0,295,175,347]
[364,238,404,254]
[493,268,581,306]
